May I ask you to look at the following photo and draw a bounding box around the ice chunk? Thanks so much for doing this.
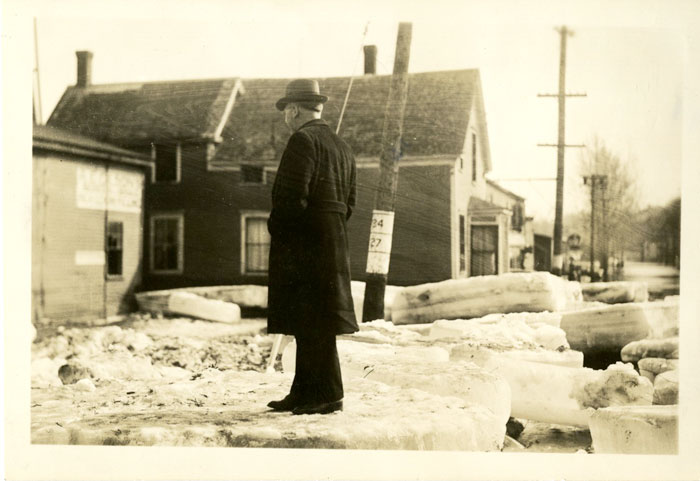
[282,339,510,429]
[136,285,268,314]
[653,370,678,405]
[621,337,679,362]
[391,272,570,325]
[588,405,677,454]
[31,357,66,387]
[168,292,241,323]
[451,345,652,427]
[428,317,569,351]
[581,281,649,304]
[74,378,96,392]
[281,339,448,374]
[561,302,679,354]
[637,357,679,375]
[31,370,507,451]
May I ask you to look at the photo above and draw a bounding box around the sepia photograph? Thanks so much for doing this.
[4,0,700,479]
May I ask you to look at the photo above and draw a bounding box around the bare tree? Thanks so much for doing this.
[573,137,640,276]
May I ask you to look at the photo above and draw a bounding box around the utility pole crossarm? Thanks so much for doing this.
[537,143,586,148]
[537,93,587,97]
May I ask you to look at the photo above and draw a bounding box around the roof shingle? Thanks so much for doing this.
[48,69,490,166]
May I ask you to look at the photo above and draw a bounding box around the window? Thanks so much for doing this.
[459,215,466,272]
[151,213,184,274]
[106,221,123,276]
[241,213,271,274]
[152,144,180,183]
[471,133,477,182]
[240,164,265,184]
[471,224,498,276]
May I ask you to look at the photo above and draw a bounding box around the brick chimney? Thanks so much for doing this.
[363,45,377,75]
[76,51,93,88]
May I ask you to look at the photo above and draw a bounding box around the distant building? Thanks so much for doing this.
[32,124,152,322]
[485,179,534,271]
[48,50,514,289]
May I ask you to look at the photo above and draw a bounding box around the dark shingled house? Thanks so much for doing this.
[48,50,513,290]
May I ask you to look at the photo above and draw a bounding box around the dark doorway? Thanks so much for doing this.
[470,225,498,276]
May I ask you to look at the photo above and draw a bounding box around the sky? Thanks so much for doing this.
[30,0,686,222]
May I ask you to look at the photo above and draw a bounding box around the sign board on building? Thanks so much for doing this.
[76,165,143,213]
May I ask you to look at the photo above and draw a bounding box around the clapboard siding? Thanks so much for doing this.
[32,152,146,322]
[350,164,453,285]
[143,145,453,289]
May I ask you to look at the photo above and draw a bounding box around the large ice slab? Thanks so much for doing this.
[31,370,506,451]
[391,272,570,325]
[588,405,678,454]
[428,317,569,351]
[282,340,511,429]
[451,343,652,427]
[560,300,679,354]
[168,292,241,323]
[581,281,649,304]
[136,285,268,315]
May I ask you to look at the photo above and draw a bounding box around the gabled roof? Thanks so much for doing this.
[469,196,510,213]
[48,78,242,146]
[33,124,151,168]
[486,179,525,201]
[47,69,492,167]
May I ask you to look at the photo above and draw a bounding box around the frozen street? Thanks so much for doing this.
[30,273,679,453]
[621,261,680,299]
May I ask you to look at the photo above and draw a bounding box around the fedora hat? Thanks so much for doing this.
[275,78,328,111]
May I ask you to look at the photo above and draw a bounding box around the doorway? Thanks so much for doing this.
[470,225,498,276]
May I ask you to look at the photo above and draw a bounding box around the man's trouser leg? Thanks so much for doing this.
[290,332,343,405]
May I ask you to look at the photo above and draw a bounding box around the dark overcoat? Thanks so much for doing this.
[267,119,359,336]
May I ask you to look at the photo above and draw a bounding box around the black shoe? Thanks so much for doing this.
[267,394,304,412]
[292,399,343,415]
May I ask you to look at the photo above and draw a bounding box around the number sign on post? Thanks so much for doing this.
[365,210,395,275]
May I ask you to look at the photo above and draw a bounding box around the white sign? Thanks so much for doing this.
[76,165,143,213]
[75,250,105,266]
[108,169,143,213]
[365,210,395,275]
[76,164,106,210]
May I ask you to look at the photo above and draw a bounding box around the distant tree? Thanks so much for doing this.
[647,197,681,266]
[572,138,641,274]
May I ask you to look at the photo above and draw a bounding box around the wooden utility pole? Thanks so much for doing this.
[537,25,586,275]
[362,22,412,322]
[584,174,607,280]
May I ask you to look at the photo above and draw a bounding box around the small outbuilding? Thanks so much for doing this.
[32,124,152,322]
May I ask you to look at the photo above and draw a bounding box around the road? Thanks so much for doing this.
[621,261,680,299]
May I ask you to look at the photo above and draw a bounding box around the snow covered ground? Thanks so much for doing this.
[31,277,677,453]
[31,312,597,452]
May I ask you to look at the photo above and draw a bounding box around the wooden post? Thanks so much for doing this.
[551,26,568,274]
[537,26,586,275]
[362,22,412,322]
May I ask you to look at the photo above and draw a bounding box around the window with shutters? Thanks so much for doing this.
[150,213,184,274]
[241,212,271,274]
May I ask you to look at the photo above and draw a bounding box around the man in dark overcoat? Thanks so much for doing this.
[266,79,358,415]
